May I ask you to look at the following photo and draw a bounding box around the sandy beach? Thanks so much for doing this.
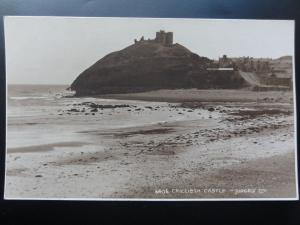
[5,88,297,199]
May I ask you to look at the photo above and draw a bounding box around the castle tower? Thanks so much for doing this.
[165,32,173,46]
[155,30,173,46]
[155,30,165,43]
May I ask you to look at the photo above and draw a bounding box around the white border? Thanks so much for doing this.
[3,16,299,201]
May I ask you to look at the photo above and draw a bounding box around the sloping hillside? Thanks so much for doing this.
[70,40,247,96]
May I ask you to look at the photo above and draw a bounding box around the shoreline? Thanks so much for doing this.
[5,88,297,199]
[95,89,293,104]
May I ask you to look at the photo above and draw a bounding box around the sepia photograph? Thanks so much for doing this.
[4,17,298,200]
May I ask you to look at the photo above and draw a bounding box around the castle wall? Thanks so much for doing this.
[166,32,173,46]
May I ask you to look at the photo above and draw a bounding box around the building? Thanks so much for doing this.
[219,55,232,67]
[155,30,173,46]
[134,30,173,46]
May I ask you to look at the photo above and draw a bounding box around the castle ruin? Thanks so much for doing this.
[134,30,173,46]
[155,30,173,46]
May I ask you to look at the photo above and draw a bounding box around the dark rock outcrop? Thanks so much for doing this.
[70,39,247,96]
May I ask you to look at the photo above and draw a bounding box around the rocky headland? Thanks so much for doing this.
[70,31,249,96]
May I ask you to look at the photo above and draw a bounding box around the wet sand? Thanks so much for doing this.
[5,89,297,199]
[100,89,293,103]
[124,152,296,199]
[8,142,87,153]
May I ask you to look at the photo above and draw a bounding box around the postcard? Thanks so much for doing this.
[4,16,298,200]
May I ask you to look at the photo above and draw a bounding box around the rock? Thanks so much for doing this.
[69,108,80,112]
[35,175,43,178]
[208,107,215,112]
[91,108,98,112]
[70,31,247,96]
[90,103,98,108]
[90,157,98,160]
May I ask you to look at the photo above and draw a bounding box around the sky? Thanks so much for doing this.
[4,16,294,84]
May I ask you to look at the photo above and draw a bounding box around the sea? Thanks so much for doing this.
[7,84,198,150]
[7,84,80,149]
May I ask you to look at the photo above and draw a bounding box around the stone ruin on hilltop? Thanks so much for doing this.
[134,30,173,46]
